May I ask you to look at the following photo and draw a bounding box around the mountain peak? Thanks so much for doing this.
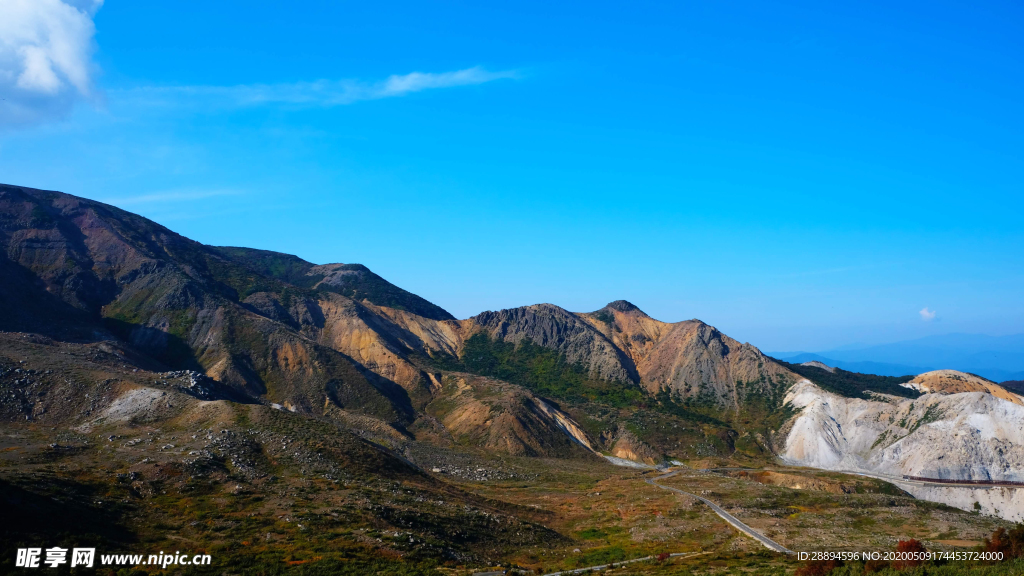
[602,300,648,316]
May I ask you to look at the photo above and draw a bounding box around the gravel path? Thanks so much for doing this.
[646,470,795,555]
[540,551,709,576]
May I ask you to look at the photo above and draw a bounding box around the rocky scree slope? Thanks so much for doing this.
[470,303,639,384]
[422,373,598,458]
[781,374,1024,520]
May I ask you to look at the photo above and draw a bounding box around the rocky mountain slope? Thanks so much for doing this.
[422,373,598,458]
[0,332,568,569]
[468,299,798,415]
[0,185,645,461]
[0,185,428,425]
[780,374,1024,520]
[470,303,638,384]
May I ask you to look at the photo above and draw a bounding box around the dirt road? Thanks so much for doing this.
[646,469,795,555]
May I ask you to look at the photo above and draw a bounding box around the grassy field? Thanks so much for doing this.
[0,419,1017,576]
[447,458,1008,575]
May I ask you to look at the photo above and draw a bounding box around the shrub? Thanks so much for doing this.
[893,539,927,570]
[983,524,1024,559]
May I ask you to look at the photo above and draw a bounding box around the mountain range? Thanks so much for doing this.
[0,183,801,462]
[770,333,1024,382]
[1,182,1023,536]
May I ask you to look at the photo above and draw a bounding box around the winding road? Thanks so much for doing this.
[534,468,792,576]
[835,469,1021,490]
[646,470,795,555]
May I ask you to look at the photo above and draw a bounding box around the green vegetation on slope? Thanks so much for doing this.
[1001,380,1024,395]
[449,334,646,408]
[440,335,802,459]
[202,254,316,302]
[210,247,320,289]
[212,247,454,321]
[777,360,921,400]
[310,264,455,321]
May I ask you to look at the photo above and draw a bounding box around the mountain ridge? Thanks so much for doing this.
[0,183,806,464]
[3,182,1024,523]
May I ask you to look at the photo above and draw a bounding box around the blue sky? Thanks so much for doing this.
[1,0,1022,351]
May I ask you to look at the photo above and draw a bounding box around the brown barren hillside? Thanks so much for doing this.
[578,300,668,365]
[635,320,796,404]
[906,370,1024,406]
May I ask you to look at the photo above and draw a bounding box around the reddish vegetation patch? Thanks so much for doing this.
[892,539,927,570]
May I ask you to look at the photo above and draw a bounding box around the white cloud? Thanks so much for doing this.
[919,307,937,321]
[0,1,515,127]
[115,66,520,110]
[0,0,103,126]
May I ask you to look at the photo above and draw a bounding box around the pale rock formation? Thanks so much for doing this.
[801,361,835,373]
[781,378,1024,521]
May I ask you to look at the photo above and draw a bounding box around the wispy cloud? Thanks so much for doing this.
[919,307,937,321]
[115,66,521,110]
[97,188,244,207]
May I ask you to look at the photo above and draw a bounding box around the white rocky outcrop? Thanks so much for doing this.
[531,397,597,452]
[781,378,1024,521]
[801,361,835,373]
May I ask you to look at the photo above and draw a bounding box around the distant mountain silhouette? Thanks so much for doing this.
[768,353,928,378]
[770,333,1024,382]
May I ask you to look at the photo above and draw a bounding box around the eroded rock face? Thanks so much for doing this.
[600,424,661,465]
[899,484,1024,523]
[307,263,455,321]
[424,374,598,458]
[783,379,1024,480]
[306,294,431,396]
[801,361,835,373]
[636,320,794,407]
[470,304,639,384]
[781,379,1024,520]
[467,301,800,414]
[578,301,667,366]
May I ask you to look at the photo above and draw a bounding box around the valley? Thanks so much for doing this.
[1,183,1023,575]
